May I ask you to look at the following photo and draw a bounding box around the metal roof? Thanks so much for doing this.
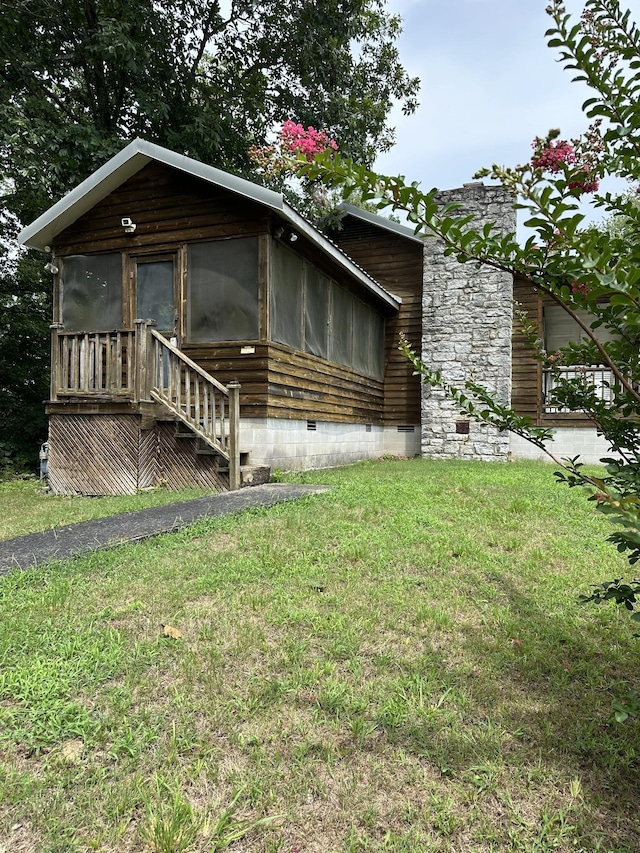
[18,139,400,311]
[339,203,425,244]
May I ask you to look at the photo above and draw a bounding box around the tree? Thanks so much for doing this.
[0,252,51,473]
[301,0,640,623]
[0,0,419,222]
[0,0,419,472]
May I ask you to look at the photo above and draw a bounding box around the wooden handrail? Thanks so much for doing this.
[51,328,135,397]
[149,329,229,394]
[148,329,241,488]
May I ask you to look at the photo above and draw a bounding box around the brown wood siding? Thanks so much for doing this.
[53,161,271,256]
[52,166,387,426]
[512,277,541,423]
[512,277,593,427]
[183,341,384,423]
[332,218,423,426]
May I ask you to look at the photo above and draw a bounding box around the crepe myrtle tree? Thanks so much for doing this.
[249,121,345,229]
[301,0,640,635]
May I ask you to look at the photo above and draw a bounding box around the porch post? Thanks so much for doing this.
[49,323,63,402]
[134,319,156,402]
[227,381,241,491]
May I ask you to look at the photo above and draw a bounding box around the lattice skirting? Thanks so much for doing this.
[48,414,228,495]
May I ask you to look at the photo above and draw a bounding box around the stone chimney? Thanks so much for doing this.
[421,183,516,461]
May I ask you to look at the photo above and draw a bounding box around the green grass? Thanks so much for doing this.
[0,478,211,541]
[1,458,639,852]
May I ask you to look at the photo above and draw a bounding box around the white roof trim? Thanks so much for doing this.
[18,138,400,311]
[339,203,425,244]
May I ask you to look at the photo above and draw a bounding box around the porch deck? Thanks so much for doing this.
[48,321,242,494]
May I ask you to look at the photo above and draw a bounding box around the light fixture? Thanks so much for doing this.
[121,216,137,234]
[274,226,284,239]
[44,261,59,274]
[289,232,298,242]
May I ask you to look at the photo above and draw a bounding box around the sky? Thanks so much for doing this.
[374,0,640,229]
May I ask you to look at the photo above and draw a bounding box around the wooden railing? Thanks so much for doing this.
[543,366,614,413]
[50,321,241,490]
[50,325,135,398]
[148,328,240,490]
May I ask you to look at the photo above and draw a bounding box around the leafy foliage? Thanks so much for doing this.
[0,250,51,473]
[0,0,419,220]
[300,0,640,626]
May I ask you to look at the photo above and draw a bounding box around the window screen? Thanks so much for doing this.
[545,305,616,355]
[304,267,330,358]
[188,238,259,342]
[352,299,372,375]
[329,283,353,365]
[268,239,385,378]
[61,254,122,331]
[371,312,385,378]
[271,242,303,349]
[137,261,174,331]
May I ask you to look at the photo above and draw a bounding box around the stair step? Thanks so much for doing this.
[175,425,227,440]
[172,424,251,469]
[175,426,195,438]
[195,447,251,466]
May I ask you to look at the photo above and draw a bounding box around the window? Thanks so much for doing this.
[543,305,617,413]
[544,305,616,355]
[271,241,303,349]
[304,267,330,359]
[269,239,385,379]
[61,254,122,331]
[329,281,353,366]
[187,238,259,342]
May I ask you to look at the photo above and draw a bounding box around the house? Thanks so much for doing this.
[18,140,611,495]
[19,139,420,494]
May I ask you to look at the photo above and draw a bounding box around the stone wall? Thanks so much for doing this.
[421,183,516,461]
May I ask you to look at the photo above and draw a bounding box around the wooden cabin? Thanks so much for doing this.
[19,139,425,495]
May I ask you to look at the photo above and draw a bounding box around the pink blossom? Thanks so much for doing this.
[570,281,590,297]
[531,139,576,172]
[280,120,338,160]
[568,177,599,194]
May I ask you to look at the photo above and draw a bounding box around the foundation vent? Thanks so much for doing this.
[307,420,317,431]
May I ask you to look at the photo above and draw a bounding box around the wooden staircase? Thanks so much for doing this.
[147,329,241,489]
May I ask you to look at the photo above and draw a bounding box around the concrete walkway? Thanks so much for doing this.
[0,483,330,575]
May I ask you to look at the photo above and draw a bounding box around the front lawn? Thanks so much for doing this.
[0,459,638,852]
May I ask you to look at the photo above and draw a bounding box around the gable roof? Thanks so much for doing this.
[339,203,425,244]
[19,138,401,312]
